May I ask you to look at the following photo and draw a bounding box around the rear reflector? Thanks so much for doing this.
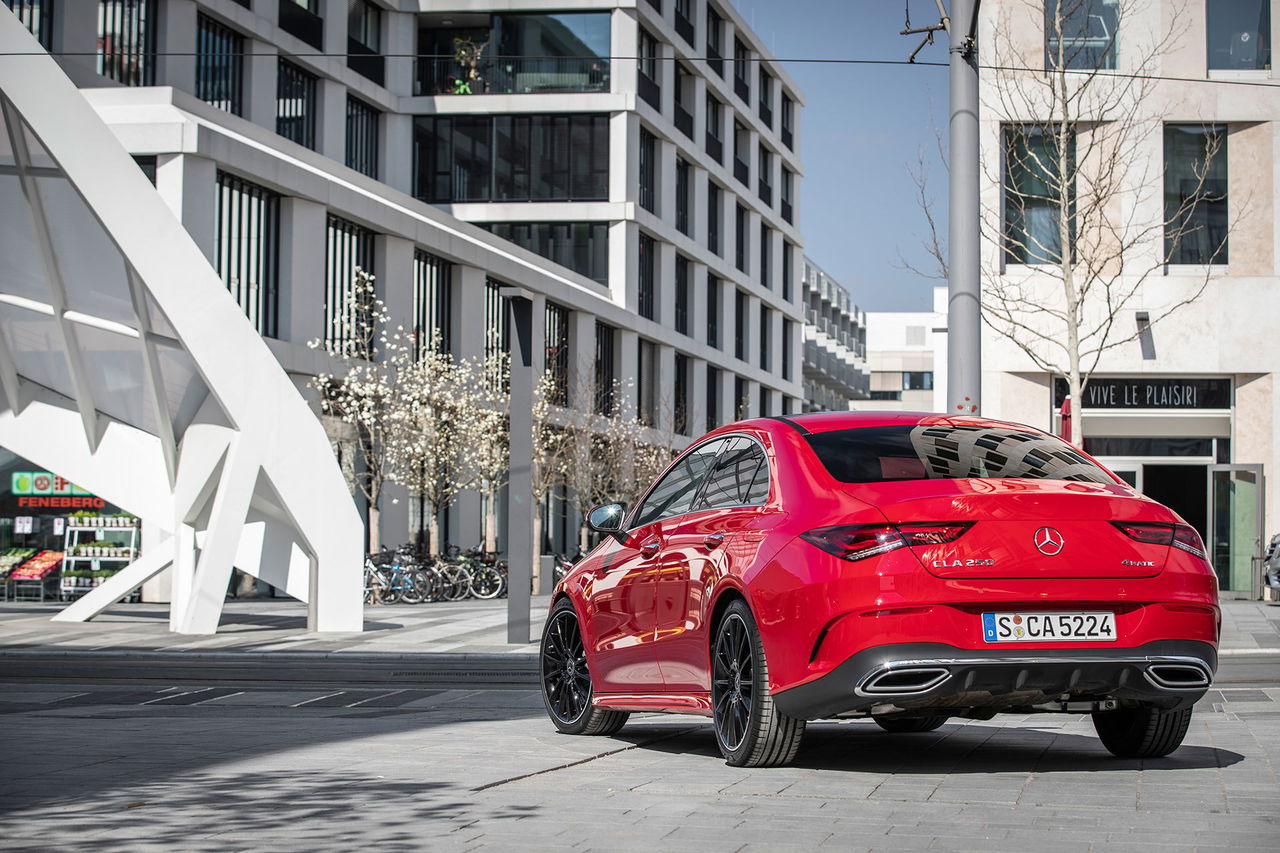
[1111,521,1207,560]
[802,523,972,562]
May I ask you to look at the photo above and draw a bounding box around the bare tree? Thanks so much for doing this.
[980,0,1231,438]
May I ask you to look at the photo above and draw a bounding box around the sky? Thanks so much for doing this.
[729,0,953,312]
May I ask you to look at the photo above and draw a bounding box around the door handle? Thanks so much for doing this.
[640,538,661,558]
[704,533,726,549]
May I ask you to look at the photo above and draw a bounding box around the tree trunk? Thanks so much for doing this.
[367,503,381,554]
[427,512,440,556]
[484,487,497,552]
[532,503,544,593]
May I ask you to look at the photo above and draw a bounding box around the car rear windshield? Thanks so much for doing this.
[805,424,1114,484]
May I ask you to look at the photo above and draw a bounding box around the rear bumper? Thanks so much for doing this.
[772,639,1217,720]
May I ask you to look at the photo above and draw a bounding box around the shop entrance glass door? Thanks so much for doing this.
[1208,465,1264,598]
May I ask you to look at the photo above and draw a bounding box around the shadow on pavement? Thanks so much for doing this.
[621,719,1245,772]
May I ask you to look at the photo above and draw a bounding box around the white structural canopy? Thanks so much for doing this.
[0,12,363,633]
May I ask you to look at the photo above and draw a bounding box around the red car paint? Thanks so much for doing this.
[553,412,1219,717]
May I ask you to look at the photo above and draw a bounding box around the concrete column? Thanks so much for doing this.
[320,0,346,57]
[718,367,736,424]
[319,77,347,165]
[158,0,197,94]
[50,0,99,85]
[382,112,414,197]
[657,240,676,329]
[610,111,636,206]
[382,6,415,98]
[690,356,708,437]
[656,344,676,433]
[568,310,597,413]
[154,153,217,264]
[610,220,638,312]
[658,136,677,221]
[378,235,414,334]
[619,328,639,419]
[611,8,639,96]
[448,265,488,548]
[278,197,327,345]
[692,164,709,246]
[245,40,281,132]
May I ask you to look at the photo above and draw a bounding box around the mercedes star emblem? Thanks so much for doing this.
[1034,526,1065,556]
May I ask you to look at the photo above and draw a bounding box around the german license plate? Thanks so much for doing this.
[982,611,1116,643]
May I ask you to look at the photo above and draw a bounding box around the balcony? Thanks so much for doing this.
[759,102,773,128]
[758,180,772,207]
[348,40,384,86]
[279,1,323,50]
[734,157,749,187]
[782,126,793,150]
[638,73,661,111]
[415,56,611,96]
[734,74,749,104]
[674,101,694,139]
[782,199,792,224]
[707,45,723,76]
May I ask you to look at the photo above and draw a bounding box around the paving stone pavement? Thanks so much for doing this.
[1,679,1278,851]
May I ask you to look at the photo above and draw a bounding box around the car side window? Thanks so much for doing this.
[631,440,725,528]
[698,437,770,510]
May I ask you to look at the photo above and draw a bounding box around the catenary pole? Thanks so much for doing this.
[503,290,534,644]
[947,0,981,414]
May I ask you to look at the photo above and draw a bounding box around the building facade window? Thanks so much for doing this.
[639,128,658,214]
[637,339,657,426]
[759,223,771,288]
[417,12,611,96]
[5,0,53,49]
[279,0,323,50]
[758,143,773,205]
[733,38,751,102]
[707,273,721,348]
[1003,126,1073,264]
[483,222,609,284]
[196,14,244,115]
[782,240,794,301]
[708,181,722,255]
[759,304,772,370]
[675,254,690,335]
[734,376,748,419]
[413,249,452,358]
[638,233,657,320]
[638,27,661,111]
[734,120,750,185]
[675,0,695,43]
[758,68,773,126]
[324,214,375,357]
[414,114,609,203]
[705,94,724,163]
[781,93,794,149]
[904,371,934,391]
[781,168,794,224]
[277,58,318,150]
[759,385,770,417]
[735,204,749,272]
[484,278,509,359]
[706,6,724,75]
[595,322,616,415]
[345,95,380,178]
[674,63,695,138]
[675,158,691,235]
[734,289,747,360]
[1207,0,1270,69]
[544,301,570,406]
[347,0,383,84]
[1164,124,1228,264]
[215,172,280,338]
[1044,0,1118,70]
[782,319,793,380]
[674,353,689,435]
[98,0,156,86]
[706,365,721,431]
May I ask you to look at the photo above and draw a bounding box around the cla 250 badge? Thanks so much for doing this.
[932,558,996,568]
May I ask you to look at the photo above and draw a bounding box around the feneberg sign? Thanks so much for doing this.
[1052,377,1232,410]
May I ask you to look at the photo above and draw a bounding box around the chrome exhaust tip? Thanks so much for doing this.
[1144,663,1211,690]
[859,666,951,695]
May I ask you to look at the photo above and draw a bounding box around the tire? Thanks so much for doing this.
[468,566,506,600]
[711,599,805,767]
[416,567,443,603]
[1093,704,1193,758]
[439,564,470,601]
[539,598,629,736]
[399,570,428,604]
[874,715,948,733]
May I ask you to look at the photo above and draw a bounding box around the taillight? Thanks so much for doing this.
[802,523,971,562]
[1111,521,1207,560]
[1172,524,1207,559]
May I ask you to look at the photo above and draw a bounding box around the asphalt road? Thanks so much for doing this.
[2,661,1279,851]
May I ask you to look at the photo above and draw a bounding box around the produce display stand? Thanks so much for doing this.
[10,551,64,602]
[0,548,37,601]
[59,516,141,602]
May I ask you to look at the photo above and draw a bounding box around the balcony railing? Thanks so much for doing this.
[759,102,773,128]
[348,40,384,86]
[705,133,723,164]
[675,12,695,45]
[415,56,611,96]
[638,73,661,111]
[279,1,323,50]
[782,126,793,150]
[734,74,749,104]
[674,101,694,139]
[734,157,749,186]
[781,199,792,224]
[706,45,723,76]
[758,180,772,207]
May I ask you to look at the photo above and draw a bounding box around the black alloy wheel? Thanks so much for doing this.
[539,598,628,736]
[710,599,805,767]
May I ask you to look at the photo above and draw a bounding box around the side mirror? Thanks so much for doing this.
[587,503,627,543]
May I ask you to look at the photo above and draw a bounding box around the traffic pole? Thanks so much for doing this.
[946,0,981,415]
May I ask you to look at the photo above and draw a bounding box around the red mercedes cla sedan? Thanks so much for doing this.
[539,413,1219,767]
